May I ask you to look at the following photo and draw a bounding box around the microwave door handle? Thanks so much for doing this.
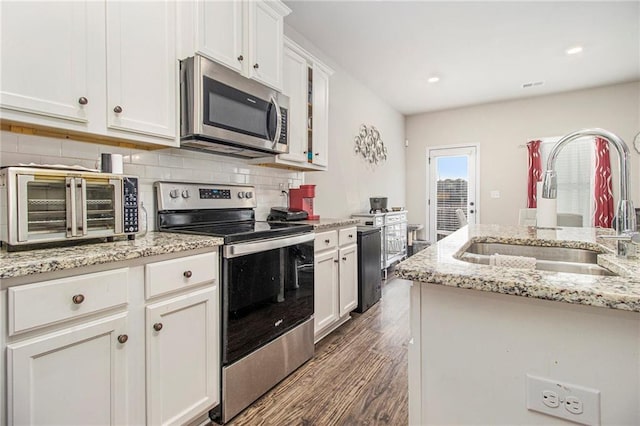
[270,95,282,145]
[111,178,124,234]
[78,178,87,236]
[66,177,77,237]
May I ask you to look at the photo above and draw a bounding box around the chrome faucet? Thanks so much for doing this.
[541,128,638,256]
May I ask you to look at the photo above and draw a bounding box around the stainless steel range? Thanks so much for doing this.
[155,181,315,424]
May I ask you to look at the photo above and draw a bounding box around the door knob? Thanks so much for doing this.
[183,270,193,278]
[237,55,244,62]
[253,63,259,69]
[113,105,123,114]
[72,294,85,304]
[117,334,128,344]
[153,323,163,332]
[78,97,88,105]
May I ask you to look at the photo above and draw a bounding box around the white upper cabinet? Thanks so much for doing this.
[247,1,286,90]
[185,0,290,91]
[0,0,178,148]
[0,1,90,123]
[280,47,309,163]
[106,0,177,139]
[311,62,331,168]
[197,1,244,73]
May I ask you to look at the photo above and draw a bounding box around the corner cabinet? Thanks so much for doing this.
[250,37,334,171]
[182,0,290,91]
[314,227,358,342]
[0,0,178,148]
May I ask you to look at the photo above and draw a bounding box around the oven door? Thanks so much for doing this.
[222,233,314,365]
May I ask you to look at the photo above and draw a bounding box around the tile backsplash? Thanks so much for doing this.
[0,131,302,230]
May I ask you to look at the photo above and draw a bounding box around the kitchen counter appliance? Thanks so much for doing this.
[155,181,314,424]
[1,166,138,250]
[180,55,289,159]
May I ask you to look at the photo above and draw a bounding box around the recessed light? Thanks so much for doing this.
[427,76,440,83]
[565,46,583,55]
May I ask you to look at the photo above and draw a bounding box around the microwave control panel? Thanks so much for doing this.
[278,107,288,145]
[123,177,139,234]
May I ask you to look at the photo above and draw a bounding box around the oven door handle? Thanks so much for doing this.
[224,233,314,258]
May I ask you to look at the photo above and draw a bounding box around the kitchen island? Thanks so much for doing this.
[396,224,640,425]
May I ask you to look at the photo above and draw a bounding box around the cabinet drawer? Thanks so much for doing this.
[8,268,129,336]
[339,227,357,247]
[315,230,338,251]
[145,252,218,299]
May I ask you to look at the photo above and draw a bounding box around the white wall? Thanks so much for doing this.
[284,26,406,218]
[0,131,303,229]
[405,81,640,235]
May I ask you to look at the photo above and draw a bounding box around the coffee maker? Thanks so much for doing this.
[289,185,319,220]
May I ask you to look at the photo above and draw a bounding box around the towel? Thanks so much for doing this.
[489,253,537,270]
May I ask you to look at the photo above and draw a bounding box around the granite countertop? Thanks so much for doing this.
[294,218,360,230]
[395,224,640,313]
[0,232,224,280]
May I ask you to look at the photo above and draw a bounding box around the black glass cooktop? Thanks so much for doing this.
[164,221,313,244]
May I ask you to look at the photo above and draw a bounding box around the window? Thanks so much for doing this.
[539,136,595,227]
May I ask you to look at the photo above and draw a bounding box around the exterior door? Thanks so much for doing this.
[428,146,478,243]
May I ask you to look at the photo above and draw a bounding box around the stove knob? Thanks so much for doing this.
[169,189,180,199]
[245,191,253,199]
[237,192,245,199]
[181,190,191,199]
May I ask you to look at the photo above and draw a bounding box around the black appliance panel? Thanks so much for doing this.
[222,239,314,365]
[355,226,382,313]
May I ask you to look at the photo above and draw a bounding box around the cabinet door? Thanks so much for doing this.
[247,0,285,90]
[106,0,176,139]
[197,0,244,73]
[339,244,358,316]
[311,62,331,167]
[280,46,309,163]
[146,286,219,426]
[314,249,340,335]
[0,1,90,122]
[7,314,128,426]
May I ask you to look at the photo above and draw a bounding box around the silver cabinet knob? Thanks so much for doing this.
[117,334,128,344]
[153,323,163,332]
[78,97,88,105]
[113,105,123,113]
[237,55,244,62]
[72,294,85,304]
[183,270,192,278]
[253,63,259,69]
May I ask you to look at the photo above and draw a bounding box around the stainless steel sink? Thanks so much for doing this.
[458,242,617,276]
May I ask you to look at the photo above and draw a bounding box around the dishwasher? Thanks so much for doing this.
[355,226,382,313]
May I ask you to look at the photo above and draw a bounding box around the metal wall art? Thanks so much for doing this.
[354,124,387,165]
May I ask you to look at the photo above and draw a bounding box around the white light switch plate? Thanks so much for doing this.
[490,190,500,198]
[526,374,600,425]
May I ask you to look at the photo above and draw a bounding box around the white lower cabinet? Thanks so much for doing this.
[7,313,128,425]
[314,227,358,342]
[146,286,219,426]
[1,248,220,426]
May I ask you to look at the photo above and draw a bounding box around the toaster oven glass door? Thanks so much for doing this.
[19,175,69,241]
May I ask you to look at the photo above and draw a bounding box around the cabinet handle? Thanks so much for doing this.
[113,105,123,114]
[72,294,85,304]
[183,270,193,278]
[333,259,339,263]
[153,323,163,332]
[348,234,353,238]
[315,153,320,156]
[324,239,330,244]
[237,55,244,62]
[342,257,347,261]
[117,334,128,344]
[78,97,88,105]
[253,63,259,69]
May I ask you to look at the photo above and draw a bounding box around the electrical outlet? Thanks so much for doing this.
[526,374,600,425]
[542,390,559,408]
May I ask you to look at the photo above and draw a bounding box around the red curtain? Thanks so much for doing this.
[527,140,542,208]
[594,137,614,227]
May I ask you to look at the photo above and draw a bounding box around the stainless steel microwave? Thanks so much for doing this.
[0,166,139,250]
[180,55,290,158]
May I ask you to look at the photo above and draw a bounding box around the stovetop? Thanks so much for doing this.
[160,221,313,244]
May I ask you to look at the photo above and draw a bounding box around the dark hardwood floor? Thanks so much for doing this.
[226,277,411,426]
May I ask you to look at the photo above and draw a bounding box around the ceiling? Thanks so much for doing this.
[284,1,640,116]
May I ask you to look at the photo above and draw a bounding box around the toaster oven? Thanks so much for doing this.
[1,166,138,250]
